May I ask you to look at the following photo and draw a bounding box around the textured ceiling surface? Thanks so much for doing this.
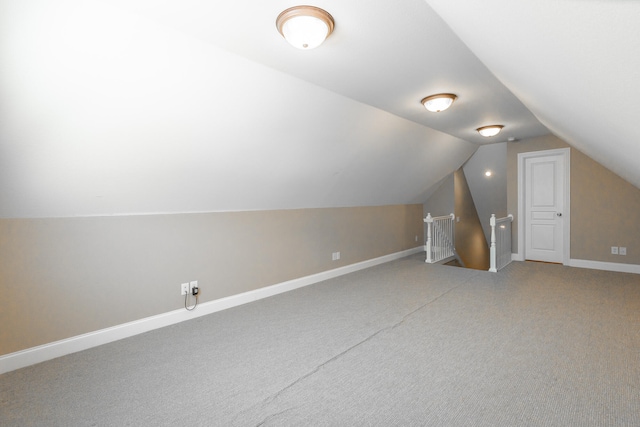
[107,0,550,145]
[1,0,637,217]
[426,0,640,188]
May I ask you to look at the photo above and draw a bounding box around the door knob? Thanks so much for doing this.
[556,212,562,217]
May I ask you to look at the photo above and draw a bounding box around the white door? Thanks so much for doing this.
[524,154,565,263]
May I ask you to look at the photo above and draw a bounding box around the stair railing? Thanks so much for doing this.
[424,213,458,264]
[489,214,514,272]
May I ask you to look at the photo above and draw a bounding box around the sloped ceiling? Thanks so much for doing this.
[462,143,508,245]
[427,0,640,189]
[0,0,566,218]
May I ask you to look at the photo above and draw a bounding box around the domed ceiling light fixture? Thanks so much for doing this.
[421,93,457,112]
[477,125,504,137]
[276,6,335,50]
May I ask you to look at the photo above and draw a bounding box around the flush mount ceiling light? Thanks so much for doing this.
[477,125,504,137]
[421,93,457,112]
[276,5,335,50]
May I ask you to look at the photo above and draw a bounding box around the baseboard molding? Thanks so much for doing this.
[511,253,640,274]
[568,259,640,274]
[0,247,423,375]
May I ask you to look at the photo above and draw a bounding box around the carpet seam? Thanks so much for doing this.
[239,276,474,424]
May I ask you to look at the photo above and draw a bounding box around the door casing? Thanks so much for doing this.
[516,148,571,264]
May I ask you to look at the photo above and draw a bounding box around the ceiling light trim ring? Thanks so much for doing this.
[276,5,335,49]
[477,125,504,137]
[421,93,457,112]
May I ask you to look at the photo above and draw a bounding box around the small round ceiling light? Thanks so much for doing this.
[477,125,504,137]
[421,93,457,112]
[276,6,335,50]
[485,170,493,177]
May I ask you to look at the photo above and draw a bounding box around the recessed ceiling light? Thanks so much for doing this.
[276,6,335,49]
[485,170,492,177]
[421,93,457,112]
[477,125,504,137]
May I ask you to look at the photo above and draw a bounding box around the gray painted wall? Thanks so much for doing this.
[423,174,455,218]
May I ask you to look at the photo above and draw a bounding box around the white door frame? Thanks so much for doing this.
[516,148,571,264]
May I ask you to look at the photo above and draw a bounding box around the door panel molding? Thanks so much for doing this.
[517,148,570,264]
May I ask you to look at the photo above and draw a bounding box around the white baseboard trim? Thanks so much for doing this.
[568,258,640,275]
[511,253,639,274]
[0,247,423,375]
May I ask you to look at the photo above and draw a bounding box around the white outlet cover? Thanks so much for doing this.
[611,246,619,255]
[181,283,189,295]
[620,247,627,255]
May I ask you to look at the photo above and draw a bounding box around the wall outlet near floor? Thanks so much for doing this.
[611,246,619,255]
[619,247,627,256]
[332,251,341,261]
[181,283,190,295]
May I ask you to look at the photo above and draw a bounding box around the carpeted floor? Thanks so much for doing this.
[1,254,639,426]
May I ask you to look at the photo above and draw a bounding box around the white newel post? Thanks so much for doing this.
[489,214,497,272]
[424,213,433,263]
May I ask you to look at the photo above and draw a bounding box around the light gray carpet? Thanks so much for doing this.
[2,255,639,426]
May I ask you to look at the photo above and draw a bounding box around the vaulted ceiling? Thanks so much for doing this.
[1,0,637,218]
[427,0,640,190]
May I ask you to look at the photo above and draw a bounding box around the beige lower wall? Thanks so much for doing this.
[507,135,640,264]
[0,204,423,356]
[570,149,640,264]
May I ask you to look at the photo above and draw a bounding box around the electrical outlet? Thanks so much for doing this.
[332,252,341,261]
[611,246,619,255]
[189,280,198,295]
[415,235,418,242]
[181,283,189,295]
[619,247,627,255]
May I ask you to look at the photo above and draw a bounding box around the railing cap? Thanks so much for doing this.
[490,213,514,224]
